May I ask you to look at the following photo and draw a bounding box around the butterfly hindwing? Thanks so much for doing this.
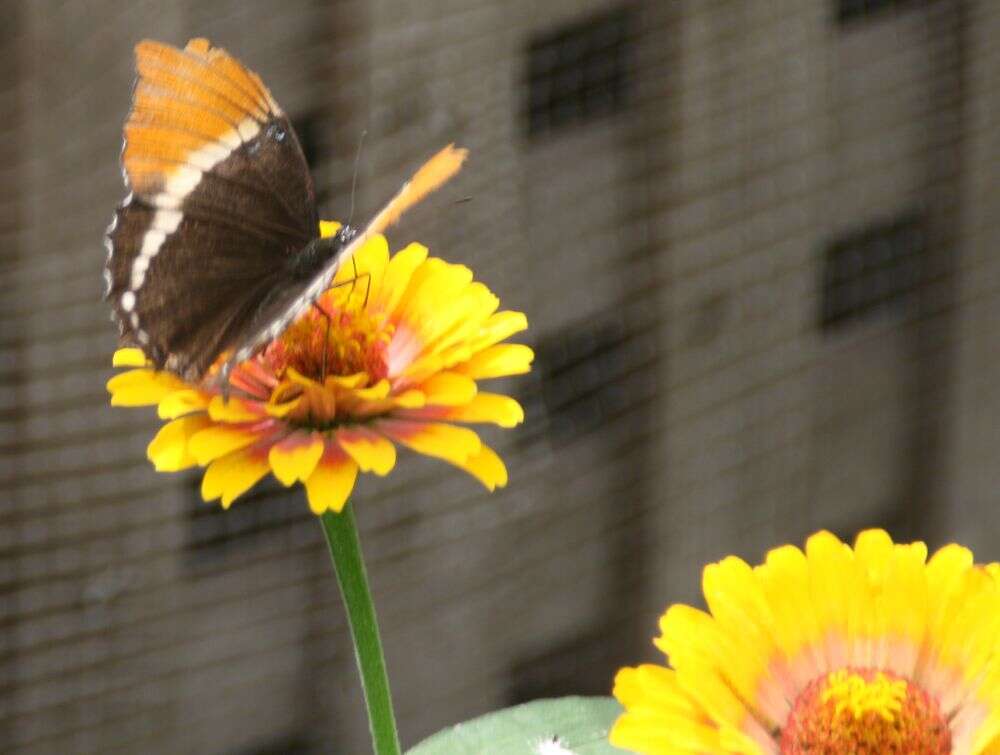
[107,197,291,377]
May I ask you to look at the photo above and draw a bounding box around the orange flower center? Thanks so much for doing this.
[780,668,950,755]
[264,299,393,383]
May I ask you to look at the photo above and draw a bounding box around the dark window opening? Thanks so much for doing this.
[185,474,310,565]
[524,313,647,448]
[820,212,926,331]
[836,0,923,26]
[234,733,312,755]
[525,6,633,138]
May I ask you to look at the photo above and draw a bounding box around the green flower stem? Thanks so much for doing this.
[320,504,401,755]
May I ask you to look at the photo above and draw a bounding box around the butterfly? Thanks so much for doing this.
[105,38,466,387]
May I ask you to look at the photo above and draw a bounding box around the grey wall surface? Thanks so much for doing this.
[1,1,996,753]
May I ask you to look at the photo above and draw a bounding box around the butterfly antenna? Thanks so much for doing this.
[346,130,367,230]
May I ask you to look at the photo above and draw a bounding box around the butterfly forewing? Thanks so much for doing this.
[107,38,469,389]
[105,38,317,378]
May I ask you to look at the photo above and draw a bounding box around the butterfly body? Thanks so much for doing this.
[106,39,467,387]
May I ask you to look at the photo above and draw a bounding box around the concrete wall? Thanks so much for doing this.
[0,1,991,753]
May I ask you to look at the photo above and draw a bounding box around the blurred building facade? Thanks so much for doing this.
[2,0,999,752]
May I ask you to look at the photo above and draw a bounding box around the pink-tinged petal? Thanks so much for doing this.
[208,395,264,422]
[305,447,359,514]
[375,419,481,466]
[373,242,429,315]
[147,415,213,471]
[157,389,210,419]
[420,371,477,406]
[268,431,325,486]
[387,322,424,377]
[108,369,188,406]
[228,359,278,399]
[201,445,271,508]
[113,348,148,367]
[456,343,535,379]
[336,427,397,476]
[456,444,508,491]
[189,423,269,465]
[394,350,443,386]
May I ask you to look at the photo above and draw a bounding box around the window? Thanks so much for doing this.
[820,212,926,331]
[185,474,309,564]
[526,313,645,447]
[525,7,633,138]
[836,0,922,26]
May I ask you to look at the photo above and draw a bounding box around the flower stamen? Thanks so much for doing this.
[781,668,950,755]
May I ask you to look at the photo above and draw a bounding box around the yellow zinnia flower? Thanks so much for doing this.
[108,221,533,514]
[612,529,1000,755]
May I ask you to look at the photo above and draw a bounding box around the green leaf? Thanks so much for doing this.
[407,696,627,755]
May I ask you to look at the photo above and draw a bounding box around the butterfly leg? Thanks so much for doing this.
[310,267,373,382]
[342,257,372,307]
[311,299,336,381]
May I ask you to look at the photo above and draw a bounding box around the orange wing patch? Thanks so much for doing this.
[366,144,469,235]
[123,38,281,196]
[185,38,280,115]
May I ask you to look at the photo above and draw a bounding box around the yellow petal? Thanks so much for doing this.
[374,242,428,315]
[209,395,263,422]
[318,220,342,238]
[457,344,535,379]
[333,232,389,290]
[158,389,210,419]
[448,393,525,427]
[356,233,390,305]
[147,415,212,471]
[855,528,895,577]
[375,420,481,466]
[336,428,396,475]
[325,373,369,390]
[472,311,528,350]
[268,432,325,486]
[108,369,188,406]
[392,389,426,409]
[425,284,500,355]
[403,278,495,356]
[455,444,507,491]
[113,347,148,367]
[305,451,359,514]
[189,424,262,465]
[420,371,477,406]
[394,259,474,341]
[201,446,271,508]
[265,399,300,418]
[351,379,391,401]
